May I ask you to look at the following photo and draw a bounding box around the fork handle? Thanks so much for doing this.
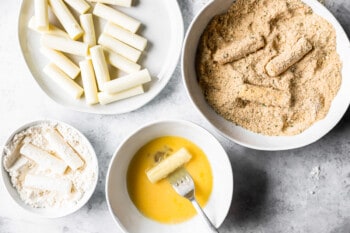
[191,199,219,233]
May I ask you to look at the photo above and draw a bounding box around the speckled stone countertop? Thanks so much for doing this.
[0,0,349,232]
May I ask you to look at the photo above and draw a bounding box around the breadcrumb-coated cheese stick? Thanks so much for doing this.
[90,45,110,91]
[41,34,89,56]
[43,63,84,99]
[63,0,90,14]
[40,46,80,79]
[87,0,132,7]
[98,85,144,105]
[238,84,290,107]
[35,0,49,31]
[266,38,313,76]
[104,47,141,74]
[49,0,84,40]
[104,69,151,94]
[80,14,96,47]
[98,33,141,62]
[214,35,265,64]
[93,3,140,33]
[28,16,70,38]
[79,59,99,105]
[104,22,147,51]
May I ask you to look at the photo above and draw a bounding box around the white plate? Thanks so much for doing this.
[182,0,350,151]
[106,120,233,233]
[18,0,184,114]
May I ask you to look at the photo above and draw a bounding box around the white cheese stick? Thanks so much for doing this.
[43,63,84,99]
[98,85,144,105]
[266,38,313,76]
[45,129,84,170]
[104,69,151,94]
[28,17,70,38]
[146,148,192,184]
[35,0,49,31]
[87,0,132,7]
[41,34,89,56]
[8,156,30,174]
[63,0,90,14]
[40,47,80,79]
[104,22,147,51]
[49,0,84,40]
[24,174,72,194]
[98,34,141,62]
[80,59,99,105]
[104,48,140,74]
[80,14,96,47]
[20,143,67,174]
[93,3,140,33]
[90,45,110,91]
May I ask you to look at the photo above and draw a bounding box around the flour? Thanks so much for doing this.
[3,122,97,209]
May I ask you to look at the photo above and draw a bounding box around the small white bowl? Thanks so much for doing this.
[1,120,99,218]
[105,120,233,233]
[182,0,350,151]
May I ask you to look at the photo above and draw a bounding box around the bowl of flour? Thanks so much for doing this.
[1,120,98,218]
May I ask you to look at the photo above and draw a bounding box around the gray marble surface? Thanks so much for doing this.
[0,0,350,232]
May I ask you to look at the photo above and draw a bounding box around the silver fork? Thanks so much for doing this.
[168,168,219,233]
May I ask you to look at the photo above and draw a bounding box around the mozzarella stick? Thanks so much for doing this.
[104,48,141,74]
[43,63,84,99]
[104,69,151,94]
[238,84,290,107]
[49,0,83,39]
[214,35,265,64]
[98,34,141,62]
[80,59,99,105]
[93,3,140,33]
[28,16,70,38]
[20,143,67,174]
[104,22,147,51]
[24,174,72,194]
[45,129,84,170]
[63,0,90,14]
[40,47,80,79]
[80,14,96,47]
[98,85,144,105]
[90,45,110,91]
[35,0,49,31]
[87,0,132,7]
[266,38,313,76]
[41,34,89,56]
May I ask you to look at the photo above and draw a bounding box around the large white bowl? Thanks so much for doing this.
[182,0,350,151]
[105,120,233,233]
[1,120,99,218]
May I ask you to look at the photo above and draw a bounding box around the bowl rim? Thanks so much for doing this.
[0,119,99,218]
[105,119,233,233]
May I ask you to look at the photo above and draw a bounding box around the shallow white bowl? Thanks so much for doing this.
[1,120,99,218]
[106,120,233,233]
[182,0,350,151]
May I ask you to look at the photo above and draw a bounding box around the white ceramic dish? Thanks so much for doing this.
[18,0,184,114]
[1,120,99,218]
[182,0,350,151]
[106,120,233,233]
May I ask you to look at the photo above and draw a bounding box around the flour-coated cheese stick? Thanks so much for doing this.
[93,3,140,33]
[24,174,72,194]
[40,46,80,79]
[43,63,84,99]
[80,14,96,47]
[87,0,132,7]
[41,34,89,56]
[104,48,141,74]
[35,0,49,31]
[214,35,265,64]
[49,0,84,39]
[63,0,90,14]
[98,85,144,105]
[104,69,151,94]
[79,59,99,105]
[90,45,110,91]
[266,38,313,76]
[104,22,147,51]
[28,16,69,38]
[98,33,141,62]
